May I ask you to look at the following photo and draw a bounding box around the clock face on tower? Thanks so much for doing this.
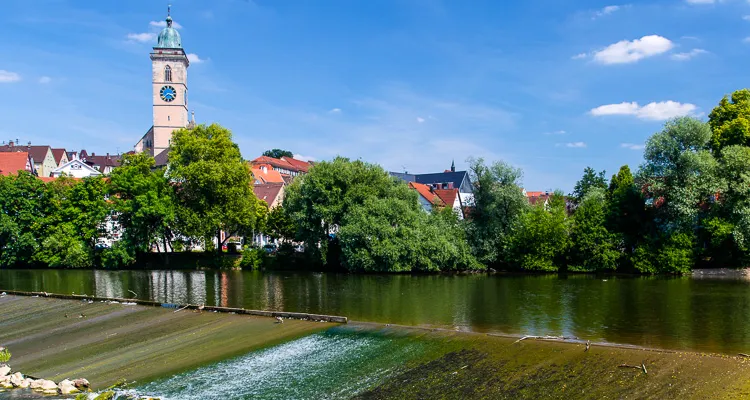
[160,85,177,102]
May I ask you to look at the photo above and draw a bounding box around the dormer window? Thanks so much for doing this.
[165,65,172,82]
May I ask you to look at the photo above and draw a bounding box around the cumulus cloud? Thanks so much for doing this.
[621,143,645,150]
[150,20,183,29]
[0,70,21,83]
[671,48,707,61]
[38,76,51,84]
[572,53,588,60]
[187,53,206,63]
[126,32,156,42]
[328,108,342,114]
[590,101,697,120]
[593,35,673,64]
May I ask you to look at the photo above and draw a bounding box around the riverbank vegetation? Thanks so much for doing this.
[3,90,750,273]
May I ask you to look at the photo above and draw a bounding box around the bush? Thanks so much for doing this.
[240,247,266,270]
[100,242,136,269]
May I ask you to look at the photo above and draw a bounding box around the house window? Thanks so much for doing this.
[164,65,172,82]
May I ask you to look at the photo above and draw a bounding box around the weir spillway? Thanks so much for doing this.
[0,293,339,388]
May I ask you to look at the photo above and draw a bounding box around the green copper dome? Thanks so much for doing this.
[156,16,181,48]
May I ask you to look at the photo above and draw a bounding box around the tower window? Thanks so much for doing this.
[165,65,172,82]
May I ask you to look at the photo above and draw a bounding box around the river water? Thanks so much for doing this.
[1,269,750,354]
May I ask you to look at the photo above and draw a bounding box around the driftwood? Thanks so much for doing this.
[618,363,648,374]
[739,353,750,358]
[513,335,575,344]
[173,304,191,313]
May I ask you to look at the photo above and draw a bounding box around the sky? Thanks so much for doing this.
[0,0,748,192]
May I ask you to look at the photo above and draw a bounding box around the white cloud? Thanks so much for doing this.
[416,117,425,123]
[685,0,717,3]
[293,154,316,162]
[0,70,21,83]
[38,76,51,84]
[572,53,588,60]
[544,130,566,135]
[328,108,342,114]
[590,101,697,120]
[187,53,206,63]
[126,32,155,42]
[593,35,673,64]
[593,5,622,19]
[671,48,707,61]
[743,15,750,21]
[565,142,587,148]
[150,20,183,29]
[621,143,645,150]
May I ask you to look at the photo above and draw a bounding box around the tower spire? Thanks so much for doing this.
[166,4,173,27]
[451,159,455,172]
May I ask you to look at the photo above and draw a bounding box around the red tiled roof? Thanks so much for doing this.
[281,156,312,172]
[250,156,312,174]
[409,182,444,206]
[51,148,67,165]
[0,144,50,164]
[528,194,551,206]
[525,191,546,197]
[85,154,122,172]
[434,188,459,207]
[253,183,284,207]
[252,165,285,184]
[0,152,32,176]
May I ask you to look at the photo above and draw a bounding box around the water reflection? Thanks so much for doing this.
[2,269,750,354]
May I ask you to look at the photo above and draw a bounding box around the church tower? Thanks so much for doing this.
[135,6,189,158]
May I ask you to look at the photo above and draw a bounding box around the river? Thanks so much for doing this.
[2,269,749,355]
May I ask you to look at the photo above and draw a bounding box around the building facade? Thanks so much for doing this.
[135,7,190,158]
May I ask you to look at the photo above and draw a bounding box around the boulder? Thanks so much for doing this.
[59,379,80,395]
[18,378,32,388]
[0,365,10,377]
[9,372,24,387]
[30,379,44,389]
[32,379,57,392]
[0,375,12,389]
[73,378,91,389]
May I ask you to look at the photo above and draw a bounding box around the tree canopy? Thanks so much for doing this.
[262,149,294,159]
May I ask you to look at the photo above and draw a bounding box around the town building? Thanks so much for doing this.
[0,142,57,177]
[0,152,35,176]
[51,159,103,178]
[250,156,312,183]
[392,161,474,208]
[134,6,191,159]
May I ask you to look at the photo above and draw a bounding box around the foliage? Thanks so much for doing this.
[266,206,296,241]
[109,152,176,253]
[709,89,750,153]
[240,247,266,270]
[168,124,261,250]
[570,167,607,206]
[507,191,569,271]
[262,149,294,159]
[33,223,93,268]
[0,347,10,363]
[465,157,528,266]
[100,241,136,269]
[568,188,619,271]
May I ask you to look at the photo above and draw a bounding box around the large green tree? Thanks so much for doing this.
[568,188,618,271]
[109,152,177,256]
[168,123,260,251]
[507,190,569,271]
[709,89,750,154]
[570,167,607,206]
[262,149,294,159]
[464,157,529,266]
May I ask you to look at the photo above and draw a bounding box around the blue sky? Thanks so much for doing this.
[0,0,748,191]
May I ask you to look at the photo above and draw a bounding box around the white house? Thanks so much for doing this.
[50,159,103,178]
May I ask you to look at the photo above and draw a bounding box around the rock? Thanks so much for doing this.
[9,372,24,387]
[18,378,31,389]
[30,379,44,389]
[59,379,80,394]
[32,379,57,392]
[0,375,12,389]
[0,365,9,377]
[73,378,91,389]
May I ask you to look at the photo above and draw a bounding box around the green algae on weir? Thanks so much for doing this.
[0,295,337,388]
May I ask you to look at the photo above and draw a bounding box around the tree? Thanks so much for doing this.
[570,167,607,205]
[283,157,413,266]
[639,117,721,234]
[464,157,529,266]
[265,206,296,242]
[168,123,261,251]
[709,89,750,154]
[607,165,650,260]
[507,190,570,271]
[568,188,618,271]
[109,152,177,255]
[262,149,294,159]
[0,173,45,266]
[339,195,480,272]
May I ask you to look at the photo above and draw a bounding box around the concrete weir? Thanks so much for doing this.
[0,293,342,388]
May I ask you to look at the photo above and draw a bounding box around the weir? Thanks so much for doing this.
[0,294,340,388]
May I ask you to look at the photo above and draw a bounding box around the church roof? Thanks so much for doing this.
[156,8,181,49]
